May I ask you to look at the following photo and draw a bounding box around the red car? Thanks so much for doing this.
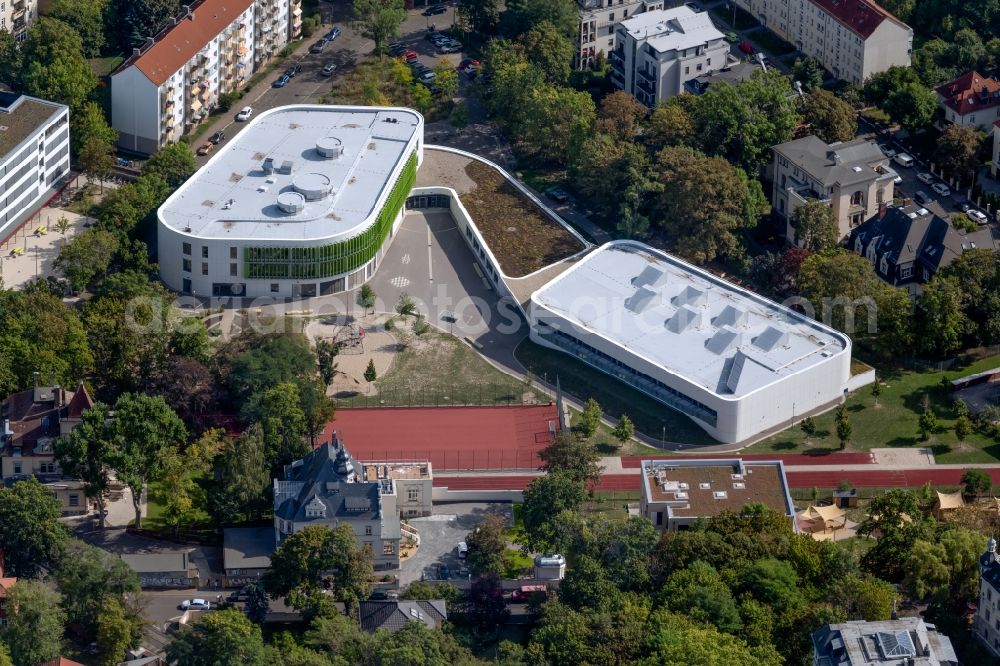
[738,40,754,54]
[458,58,480,69]
[510,584,548,603]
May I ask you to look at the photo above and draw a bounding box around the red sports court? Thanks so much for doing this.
[322,404,560,471]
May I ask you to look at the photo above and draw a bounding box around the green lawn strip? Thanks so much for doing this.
[743,355,1000,462]
[515,338,717,447]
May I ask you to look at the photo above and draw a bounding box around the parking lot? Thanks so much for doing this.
[399,502,513,586]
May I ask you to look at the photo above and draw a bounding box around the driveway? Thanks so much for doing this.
[399,502,512,586]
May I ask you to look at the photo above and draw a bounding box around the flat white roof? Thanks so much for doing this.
[619,6,725,53]
[159,105,421,241]
[531,242,849,398]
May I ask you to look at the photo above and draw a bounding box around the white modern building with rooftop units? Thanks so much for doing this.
[529,241,852,444]
[157,104,423,299]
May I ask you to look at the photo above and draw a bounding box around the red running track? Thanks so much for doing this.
[619,452,875,468]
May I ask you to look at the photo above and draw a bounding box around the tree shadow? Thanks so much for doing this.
[771,441,798,451]
[886,436,920,447]
[847,403,866,413]
[930,443,952,457]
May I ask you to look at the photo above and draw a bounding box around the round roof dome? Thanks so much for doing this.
[277,191,306,214]
[292,172,332,201]
[316,136,343,158]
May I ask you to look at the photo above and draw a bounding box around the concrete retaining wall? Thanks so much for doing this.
[432,487,523,503]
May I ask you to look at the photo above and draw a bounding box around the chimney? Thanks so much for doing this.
[132,47,141,57]
[144,36,155,50]
[32,372,39,388]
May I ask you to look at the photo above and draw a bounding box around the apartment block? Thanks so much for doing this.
[576,0,664,70]
[610,6,731,104]
[0,92,70,243]
[1,0,37,41]
[771,135,895,243]
[111,0,292,154]
[734,0,911,84]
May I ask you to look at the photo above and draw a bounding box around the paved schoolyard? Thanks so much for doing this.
[399,502,513,587]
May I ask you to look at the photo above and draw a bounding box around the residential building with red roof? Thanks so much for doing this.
[111,0,302,154]
[935,71,1000,132]
[0,373,93,516]
[734,0,912,84]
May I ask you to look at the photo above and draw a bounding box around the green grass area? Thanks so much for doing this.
[581,491,641,519]
[744,355,1000,463]
[566,406,665,457]
[515,338,717,447]
[501,547,534,578]
[335,328,542,408]
[142,471,216,542]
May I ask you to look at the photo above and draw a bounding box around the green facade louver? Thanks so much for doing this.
[243,151,418,280]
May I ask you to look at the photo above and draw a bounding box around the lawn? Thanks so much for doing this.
[337,329,544,408]
[515,338,718,447]
[461,161,585,277]
[743,355,1000,463]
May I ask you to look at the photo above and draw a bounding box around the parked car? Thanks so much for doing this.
[545,188,570,203]
[457,542,468,559]
[309,39,328,54]
[285,63,302,77]
[968,209,989,224]
[458,58,480,69]
[438,564,451,579]
[273,74,290,88]
[236,106,253,121]
[321,63,337,76]
[196,142,214,156]
[724,31,739,43]
[369,589,389,601]
[228,586,251,603]
[388,42,405,56]
[423,4,447,15]
[879,143,897,158]
[510,585,548,603]
[209,130,225,144]
[916,171,935,185]
[404,50,418,62]
[914,190,934,205]
[931,182,951,197]
[893,153,914,168]
[180,599,210,611]
[418,71,437,83]
[326,26,341,41]
[426,31,446,42]
[438,43,462,54]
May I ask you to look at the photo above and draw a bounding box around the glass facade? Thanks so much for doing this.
[243,151,417,280]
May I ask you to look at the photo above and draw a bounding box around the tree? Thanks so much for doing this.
[107,393,187,529]
[395,291,417,317]
[934,124,984,181]
[521,472,587,550]
[48,0,107,57]
[916,275,969,357]
[465,512,508,576]
[264,525,374,617]
[643,609,783,666]
[962,468,992,498]
[1,581,66,665]
[54,539,141,634]
[883,82,938,133]
[692,69,801,172]
[143,142,196,187]
[518,85,596,164]
[871,378,882,407]
[0,29,17,87]
[595,91,648,141]
[792,56,824,90]
[863,65,921,105]
[836,407,853,450]
[56,228,119,292]
[0,644,11,666]
[661,560,742,633]
[459,0,501,34]
[316,339,340,387]
[79,136,117,193]
[801,416,817,438]
[226,335,316,399]
[401,581,462,605]
[208,425,270,525]
[802,89,857,143]
[831,573,898,621]
[17,17,96,110]
[71,101,118,156]
[147,356,216,429]
[646,101,696,149]
[54,403,114,527]
[791,199,839,251]
[579,398,602,437]
[364,359,377,387]
[519,21,573,85]
[242,382,308,473]
[433,62,459,99]
[655,146,767,263]
[97,598,137,666]
[501,0,578,37]
[166,609,267,666]
[468,574,509,629]
[0,477,67,577]
[539,430,601,485]
[569,134,654,220]
[903,528,982,602]
[244,581,269,625]
[356,283,376,314]
[955,415,972,441]
[352,0,406,55]
[612,414,635,447]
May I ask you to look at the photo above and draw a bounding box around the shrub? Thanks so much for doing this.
[950,212,977,232]
[218,91,241,112]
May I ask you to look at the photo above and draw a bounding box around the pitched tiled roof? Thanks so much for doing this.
[114,0,254,86]
[358,600,447,633]
[65,382,93,419]
[935,71,1000,116]
[810,0,908,39]
[0,577,16,599]
[40,659,87,666]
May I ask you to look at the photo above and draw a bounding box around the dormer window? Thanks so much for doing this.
[304,496,326,519]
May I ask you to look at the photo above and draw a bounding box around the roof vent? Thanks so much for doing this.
[277,191,305,214]
[262,157,275,174]
[277,160,294,175]
[316,136,344,158]
[292,172,333,201]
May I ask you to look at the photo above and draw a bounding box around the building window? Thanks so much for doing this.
[851,190,863,206]
[230,247,238,259]
[685,66,689,75]
[201,246,208,258]
[230,263,238,276]
[408,488,419,502]
[900,266,912,279]
[39,462,56,474]
[13,463,21,474]
[365,525,372,536]
[202,263,209,275]
[182,242,191,255]
[68,494,79,507]
[383,542,395,555]
[183,259,192,273]
[271,283,279,293]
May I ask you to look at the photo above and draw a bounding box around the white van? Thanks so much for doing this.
[457,542,468,559]
[893,153,914,168]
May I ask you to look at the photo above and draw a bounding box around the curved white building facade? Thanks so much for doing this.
[529,241,853,444]
[158,104,423,299]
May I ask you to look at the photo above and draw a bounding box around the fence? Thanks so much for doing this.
[334,382,533,409]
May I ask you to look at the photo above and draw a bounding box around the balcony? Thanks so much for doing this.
[636,77,655,95]
[637,68,655,83]
[610,68,624,85]
[609,49,624,66]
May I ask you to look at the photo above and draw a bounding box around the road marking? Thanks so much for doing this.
[427,224,433,282]
[390,276,410,288]
[401,253,411,265]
